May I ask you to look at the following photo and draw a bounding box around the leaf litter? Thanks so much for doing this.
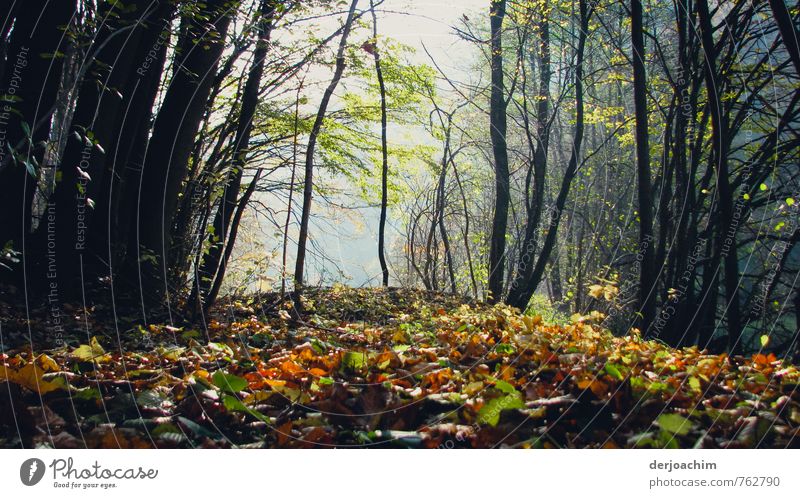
[1,287,799,448]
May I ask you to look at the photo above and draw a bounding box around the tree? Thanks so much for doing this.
[487,0,509,303]
[43,0,167,297]
[294,0,360,295]
[630,0,656,334]
[369,0,390,287]
[696,0,742,352]
[132,0,234,302]
[193,0,277,313]
[0,0,75,276]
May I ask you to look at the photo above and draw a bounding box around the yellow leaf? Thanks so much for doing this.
[0,354,63,394]
[522,314,542,333]
[603,284,619,301]
[577,378,609,397]
[588,284,604,299]
[71,336,107,362]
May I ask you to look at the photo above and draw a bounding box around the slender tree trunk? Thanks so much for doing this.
[370,0,390,287]
[487,0,509,303]
[452,157,478,297]
[506,15,550,308]
[436,142,456,293]
[294,0,359,296]
[205,168,263,312]
[195,0,275,310]
[697,0,742,352]
[281,81,304,297]
[631,0,657,334]
[501,0,589,310]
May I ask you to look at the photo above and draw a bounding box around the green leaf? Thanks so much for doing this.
[342,351,368,372]
[24,161,36,177]
[211,370,248,393]
[657,413,695,436]
[604,363,624,381]
[495,344,516,355]
[493,379,518,395]
[249,333,273,347]
[208,342,234,356]
[222,395,271,423]
[74,386,102,401]
[177,416,222,440]
[309,337,328,353]
[478,394,524,427]
[181,330,201,340]
[688,376,701,392]
[760,335,770,347]
[137,389,170,410]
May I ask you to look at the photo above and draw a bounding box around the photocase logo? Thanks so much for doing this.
[20,458,46,486]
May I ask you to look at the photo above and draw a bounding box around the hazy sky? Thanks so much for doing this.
[247,1,491,291]
[305,1,490,288]
[378,0,486,70]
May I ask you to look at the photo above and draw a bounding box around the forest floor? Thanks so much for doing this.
[1,286,799,448]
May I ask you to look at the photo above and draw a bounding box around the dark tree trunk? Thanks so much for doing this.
[0,0,75,279]
[43,0,158,296]
[502,0,589,310]
[93,1,176,280]
[132,0,233,301]
[697,0,742,352]
[631,0,657,335]
[487,0,509,303]
[370,0,390,287]
[506,15,550,309]
[769,0,800,77]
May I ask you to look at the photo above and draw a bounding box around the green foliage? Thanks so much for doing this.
[211,370,248,393]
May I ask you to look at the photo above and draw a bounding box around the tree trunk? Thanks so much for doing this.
[487,0,509,303]
[769,0,800,77]
[501,0,589,310]
[370,0,390,287]
[94,0,176,278]
[44,0,156,296]
[194,0,275,311]
[132,0,233,300]
[294,0,359,295]
[506,14,550,309]
[697,0,742,352]
[631,0,657,334]
[0,0,75,279]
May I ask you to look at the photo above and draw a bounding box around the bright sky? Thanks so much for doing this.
[307,1,491,288]
[249,1,492,291]
[379,0,486,72]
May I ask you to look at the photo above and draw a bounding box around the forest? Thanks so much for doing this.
[0,0,799,449]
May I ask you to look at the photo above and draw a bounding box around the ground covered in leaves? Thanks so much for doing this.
[2,287,800,448]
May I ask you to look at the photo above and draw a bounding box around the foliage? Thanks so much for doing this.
[2,287,798,448]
